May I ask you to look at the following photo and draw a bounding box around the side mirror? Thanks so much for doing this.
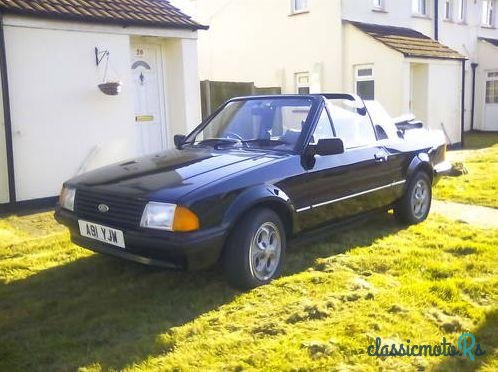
[357,107,367,116]
[315,138,345,156]
[174,134,186,149]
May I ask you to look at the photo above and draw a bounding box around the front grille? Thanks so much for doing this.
[75,189,146,228]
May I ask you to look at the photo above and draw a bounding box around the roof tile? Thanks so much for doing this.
[348,21,465,60]
[0,0,207,30]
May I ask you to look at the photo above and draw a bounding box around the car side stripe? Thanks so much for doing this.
[296,180,406,213]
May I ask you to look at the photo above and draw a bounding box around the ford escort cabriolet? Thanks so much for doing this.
[55,94,452,289]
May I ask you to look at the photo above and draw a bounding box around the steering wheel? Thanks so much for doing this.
[225,132,244,141]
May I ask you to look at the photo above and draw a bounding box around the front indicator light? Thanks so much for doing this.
[172,206,200,232]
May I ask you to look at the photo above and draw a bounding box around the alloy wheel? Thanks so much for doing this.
[411,179,430,219]
[249,222,282,281]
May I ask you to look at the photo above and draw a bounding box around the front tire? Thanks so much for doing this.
[222,208,286,290]
[394,171,432,225]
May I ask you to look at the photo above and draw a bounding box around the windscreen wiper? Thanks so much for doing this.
[241,139,289,146]
[196,138,244,149]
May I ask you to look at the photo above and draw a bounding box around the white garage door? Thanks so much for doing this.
[484,71,498,131]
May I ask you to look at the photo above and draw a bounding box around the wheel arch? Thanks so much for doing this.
[407,153,434,184]
[222,185,297,240]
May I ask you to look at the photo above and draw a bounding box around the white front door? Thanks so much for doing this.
[484,71,498,131]
[131,44,167,155]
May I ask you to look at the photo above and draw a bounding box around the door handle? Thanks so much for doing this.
[374,153,388,163]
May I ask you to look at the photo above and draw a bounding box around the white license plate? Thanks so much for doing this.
[78,220,125,248]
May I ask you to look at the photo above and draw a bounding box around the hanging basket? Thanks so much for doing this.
[95,48,122,96]
[98,81,122,96]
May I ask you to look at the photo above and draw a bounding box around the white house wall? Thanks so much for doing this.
[194,0,343,93]
[342,0,434,37]
[425,60,463,144]
[4,22,136,201]
[162,38,202,140]
[475,41,498,131]
[343,24,407,117]
[438,5,498,132]
[3,15,201,202]
[0,84,8,203]
[342,0,498,64]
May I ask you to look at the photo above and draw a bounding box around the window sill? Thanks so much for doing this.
[411,14,431,20]
[372,8,388,13]
[289,10,309,16]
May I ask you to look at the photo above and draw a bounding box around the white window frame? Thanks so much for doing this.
[354,65,375,100]
[295,72,311,94]
[482,0,495,27]
[412,0,428,16]
[443,0,452,20]
[485,71,498,104]
[372,0,385,11]
[291,0,309,14]
[455,0,467,23]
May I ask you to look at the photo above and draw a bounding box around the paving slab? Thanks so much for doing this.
[431,200,498,229]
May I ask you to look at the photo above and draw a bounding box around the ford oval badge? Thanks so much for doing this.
[98,204,110,213]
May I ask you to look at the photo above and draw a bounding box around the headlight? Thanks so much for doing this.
[140,202,200,232]
[59,186,76,211]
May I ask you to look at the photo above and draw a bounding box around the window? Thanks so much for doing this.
[443,0,452,20]
[412,0,427,16]
[482,0,495,26]
[455,0,466,22]
[354,66,375,100]
[296,72,310,94]
[189,97,314,152]
[310,108,334,144]
[486,71,498,104]
[327,99,377,148]
[372,0,385,10]
[291,0,308,13]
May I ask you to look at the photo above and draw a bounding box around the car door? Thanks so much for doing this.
[297,101,401,231]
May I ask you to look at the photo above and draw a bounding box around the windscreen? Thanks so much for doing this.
[185,98,315,151]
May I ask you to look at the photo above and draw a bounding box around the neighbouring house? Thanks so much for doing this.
[343,21,465,144]
[0,0,207,210]
[192,0,498,144]
[342,0,498,136]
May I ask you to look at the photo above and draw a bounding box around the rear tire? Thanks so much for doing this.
[394,171,432,225]
[222,208,286,290]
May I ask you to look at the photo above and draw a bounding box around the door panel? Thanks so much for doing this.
[131,44,166,155]
[484,104,498,131]
[297,145,402,231]
[484,71,498,131]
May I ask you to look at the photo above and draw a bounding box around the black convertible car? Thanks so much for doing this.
[55,94,452,289]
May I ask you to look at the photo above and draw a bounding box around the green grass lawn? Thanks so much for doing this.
[0,211,496,371]
[434,132,498,209]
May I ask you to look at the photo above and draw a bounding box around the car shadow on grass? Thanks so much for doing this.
[0,213,404,371]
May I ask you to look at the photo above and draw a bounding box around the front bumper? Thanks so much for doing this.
[433,160,463,184]
[55,207,227,270]
[434,161,454,177]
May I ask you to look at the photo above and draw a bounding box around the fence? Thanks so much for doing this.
[200,80,281,119]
